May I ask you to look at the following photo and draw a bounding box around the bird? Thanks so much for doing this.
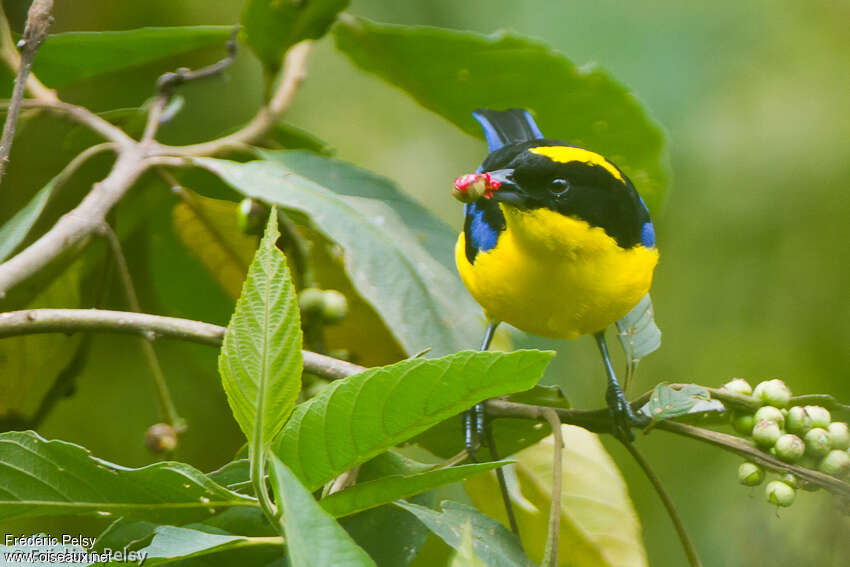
[452,108,659,455]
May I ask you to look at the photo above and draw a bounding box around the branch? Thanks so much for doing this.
[150,41,310,157]
[0,308,363,381]
[0,0,54,184]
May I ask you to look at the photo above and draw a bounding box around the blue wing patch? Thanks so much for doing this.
[640,221,656,248]
[466,202,499,252]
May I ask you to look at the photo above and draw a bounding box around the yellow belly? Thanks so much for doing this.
[456,205,659,339]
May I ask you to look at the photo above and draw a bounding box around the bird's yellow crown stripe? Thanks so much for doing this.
[529,146,624,182]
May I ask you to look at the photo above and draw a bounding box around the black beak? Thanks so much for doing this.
[485,169,527,206]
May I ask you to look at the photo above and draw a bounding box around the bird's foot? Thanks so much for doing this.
[607,391,648,444]
[463,403,487,461]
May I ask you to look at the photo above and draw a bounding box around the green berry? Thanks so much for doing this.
[722,378,753,396]
[754,406,785,428]
[765,480,795,507]
[774,434,805,463]
[829,422,850,450]
[753,379,792,408]
[780,473,798,489]
[236,198,269,235]
[145,423,178,453]
[738,462,764,486]
[804,405,831,429]
[731,412,756,436]
[320,290,348,324]
[786,406,813,436]
[753,420,782,447]
[804,427,832,457]
[818,450,850,478]
[298,288,326,315]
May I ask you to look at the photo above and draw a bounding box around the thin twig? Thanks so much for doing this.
[621,441,702,567]
[141,26,239,145]
[541,409,562,567]
[0,6,55,102]
[100,225,184,431]
[0,0,54,185]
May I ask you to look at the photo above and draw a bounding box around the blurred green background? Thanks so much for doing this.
[1,0,848,565]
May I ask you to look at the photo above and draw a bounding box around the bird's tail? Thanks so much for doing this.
[472,108,544,152]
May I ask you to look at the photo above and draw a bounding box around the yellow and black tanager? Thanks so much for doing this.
[453,108,659,451]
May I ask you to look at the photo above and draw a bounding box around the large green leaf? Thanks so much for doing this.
[219,207,303,445]
[195,157,482,356]
[465,425,647,567]
[0,26,233,92]
[396,500,533,567]
[241,0,349,73]
[138,526,282,566]
[334,17,668,211]
[321,461,510,518]
[269,455,376,567]
[272,349,553,491]
[0,431,255,523]
[257,150,458,271]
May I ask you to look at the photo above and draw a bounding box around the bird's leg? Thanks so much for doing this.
[594,330,648,443]
[463,321,498,459]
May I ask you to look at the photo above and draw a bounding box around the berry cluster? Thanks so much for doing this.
[725,378,850,507]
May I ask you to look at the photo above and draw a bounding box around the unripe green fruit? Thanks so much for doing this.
[145,423,178,453]
[753,420,782,447]
[804,427,832,457]
[765,480,795,507]
[774,434,805,463]
[754,406,785,428]
[818,450,850,478]
[786,406,813,436]
[780,473,798,489]
[731,412,756,436]
[804,405,831,429]
[320,290,348,324]
[753,379,792,408]
[738,462,764,486]
[237,198,269,235]
[828,422,850,450]
[722,378,753,396]
[298,287,326,315]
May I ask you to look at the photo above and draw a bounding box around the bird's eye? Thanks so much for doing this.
[549,178,569,195]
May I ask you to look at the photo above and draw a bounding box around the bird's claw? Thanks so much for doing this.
[608,393,648,444]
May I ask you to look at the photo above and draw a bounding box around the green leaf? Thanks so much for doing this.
[241,0,349,73]
[465,425,647,567]
[616,293,661,367]
[138,526,282,566]
[334,17,668,211]
[269,455,376,567]
[263,125,334,155]
[396,500,533,567]
[207,459,250,489]
[195,157,482,355]
[1,26,233,91]
[321,461,511,518]
[451,522,487,567]
[639,384,725,425]
[272,349,553,491]
[506,384,570,409]
[0,431,255,523]
[0,180,54,263]
[257,149,458,271]
[218,207,303,445]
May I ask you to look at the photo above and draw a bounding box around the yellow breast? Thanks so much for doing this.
[456,205,659,339]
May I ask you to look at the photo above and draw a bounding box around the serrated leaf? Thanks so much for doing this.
[272,349,553,490]
[396,500,534,567]
[334,17,668,211]
[171,192,256,300]
[196,157,482,356]
[269,455,376,567]
[616,293,661,364]
[138,526,281,566]
[218,208,303,445]
[465,426,647,567]
[0,431,255,523]
[257,150,457,271]
[1,26,233,92]
[639,384,724,425]
[241,0,349,73]
[321,461,510,518]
